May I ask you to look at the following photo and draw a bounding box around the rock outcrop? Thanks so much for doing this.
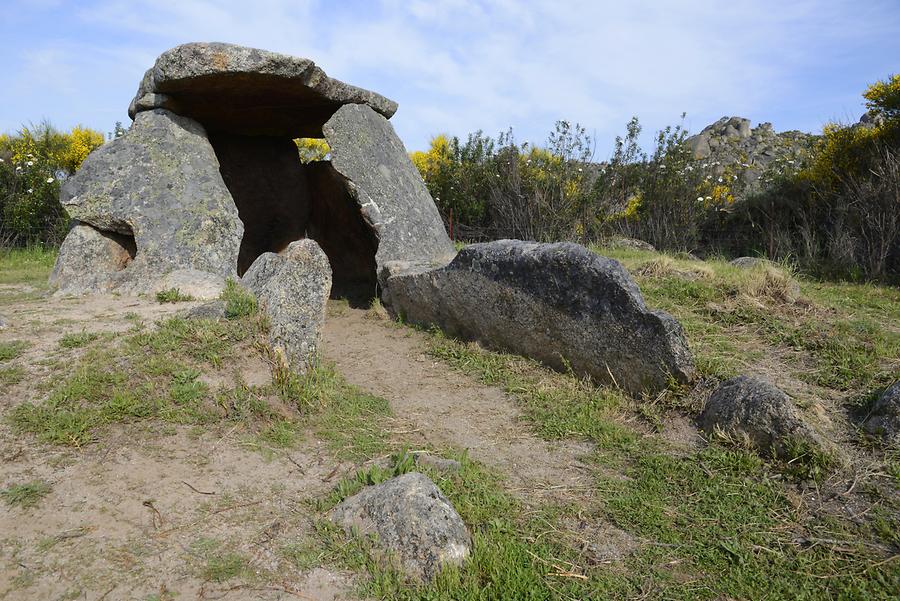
[686,116,816,191]
[700,376,827,458]
[242,240,331,372]
[382,240,695,394]
[323,104,456,282]
[863,382,900,443]
[329,472,470,582]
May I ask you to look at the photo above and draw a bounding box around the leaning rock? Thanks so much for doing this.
[129,42,397,137]
[329,472,470,582]
[56,109,242,295]
[383,240,695,394]
[863,382,900,443]
[700,376,827,458]
[242,240,331,372]
[323,104,456,281]
[49,223,136,295]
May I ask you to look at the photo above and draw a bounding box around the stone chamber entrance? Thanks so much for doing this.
[209,133,379,303]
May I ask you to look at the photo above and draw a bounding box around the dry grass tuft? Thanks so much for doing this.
[634,256,714,281]
[739,265,802,305]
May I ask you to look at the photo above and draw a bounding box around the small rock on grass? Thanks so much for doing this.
[863,382,900,443]
[329,472,470,582]
[182,300,227,320]
[700,375,829,461]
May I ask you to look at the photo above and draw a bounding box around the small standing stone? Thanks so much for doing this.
[242,240,331,373]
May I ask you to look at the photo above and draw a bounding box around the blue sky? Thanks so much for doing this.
[1,0,898,155]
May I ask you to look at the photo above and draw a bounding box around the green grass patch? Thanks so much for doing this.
[427,331,635,450]
[0,365,25,386]
[9,315,265,446]
[0,340,28,361]
[1,480,51,509]
[0,246,57,285]
[155,288,194,303]
[220,279,257,319]
[58,331,101,349]
[190,538,252,583]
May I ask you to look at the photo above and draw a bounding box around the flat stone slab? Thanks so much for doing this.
[129,42,398,137]
[383,240,695,394]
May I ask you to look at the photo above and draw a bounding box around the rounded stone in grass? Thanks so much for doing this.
[329,472,470,582]
[700,375,829,460]
[863,382,900,443]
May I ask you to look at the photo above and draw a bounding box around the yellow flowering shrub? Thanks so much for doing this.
[409,134,453,182]
[863,73,900,119]
[294,138,330,163]
[58,126,104,173]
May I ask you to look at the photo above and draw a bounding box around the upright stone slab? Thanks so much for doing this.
[383,240,695,394]
[55,109,242,294]
[323,104,456,283]
[242,240,332,373]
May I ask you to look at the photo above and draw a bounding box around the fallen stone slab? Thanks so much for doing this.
[382,240,695,394]
[55,109,242,295]
[700,375,828,459]
[863,382,900,443]
[129,42,398,137]
[323,104,456,282]
[242,239,331,372]
[329,472,470,582]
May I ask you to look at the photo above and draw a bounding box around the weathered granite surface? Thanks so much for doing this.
[700,375,828,458]
[129,42,398,137]
[54,109,242,295]
[382,240,695,394]
[242,239,331,373]
[324,104,456,285]
[330,472,470,582]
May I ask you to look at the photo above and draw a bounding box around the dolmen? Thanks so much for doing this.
[50,42,694,388]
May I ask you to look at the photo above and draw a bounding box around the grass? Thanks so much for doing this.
[593,245,900,395]
[155,287,194,303]
[0,365,26,385]
[418,331,900,599]
[221,279,257,318]
[0,339,29,361]
[1,480,52,509]
[0,246,57,286]
[9,315,264,446]
[58,331,101,349]
[190,538,252,583]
